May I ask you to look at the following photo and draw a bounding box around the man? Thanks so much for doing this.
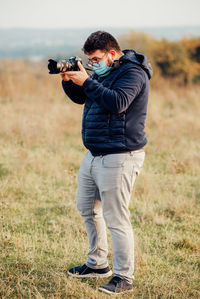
[61,31,152,295]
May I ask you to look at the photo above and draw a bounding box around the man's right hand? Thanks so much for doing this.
[60,72,70,82]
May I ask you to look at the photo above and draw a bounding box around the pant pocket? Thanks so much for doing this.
[100,154,129,191]
[131,151,145,176]
[102,153,129,168]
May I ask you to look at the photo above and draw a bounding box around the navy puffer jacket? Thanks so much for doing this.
[62,50,153,156]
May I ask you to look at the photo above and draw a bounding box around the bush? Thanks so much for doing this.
[120,31,200,85]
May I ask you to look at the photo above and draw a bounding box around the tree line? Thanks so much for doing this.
[120,31,200,85]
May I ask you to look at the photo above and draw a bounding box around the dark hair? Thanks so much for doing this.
[82,31,121,54]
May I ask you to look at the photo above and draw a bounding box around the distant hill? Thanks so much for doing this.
[0,26,199,59]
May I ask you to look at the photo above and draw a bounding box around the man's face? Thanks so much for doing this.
[87,50,115,67]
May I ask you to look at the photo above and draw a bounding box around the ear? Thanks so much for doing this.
[109,50,116,58]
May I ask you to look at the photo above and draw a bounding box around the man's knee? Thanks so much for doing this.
[76,198,88,216]
[76,197,102,217]
[102,202,131,229]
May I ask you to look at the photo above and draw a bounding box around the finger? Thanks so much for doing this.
[66,71,77,76]
[78,61,85,72]
[61,71,68,76]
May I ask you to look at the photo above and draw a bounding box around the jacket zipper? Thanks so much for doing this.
[107,114,110,125]
[107,114,111,138]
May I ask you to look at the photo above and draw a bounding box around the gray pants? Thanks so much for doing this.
[76,150,145,283]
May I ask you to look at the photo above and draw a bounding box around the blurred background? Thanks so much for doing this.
[0,0,200,84]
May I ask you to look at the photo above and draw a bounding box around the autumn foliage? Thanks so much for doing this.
[120,31,200,85]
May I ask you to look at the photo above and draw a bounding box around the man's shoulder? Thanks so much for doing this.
[110,61,146,82]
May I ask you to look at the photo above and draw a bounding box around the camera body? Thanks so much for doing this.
[48,56,82,74]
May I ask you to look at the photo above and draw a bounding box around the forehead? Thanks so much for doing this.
[87,49,106,59]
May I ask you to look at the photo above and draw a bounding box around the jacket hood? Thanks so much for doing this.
[120,49,153,79]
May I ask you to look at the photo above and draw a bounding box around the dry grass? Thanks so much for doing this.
[0,59,199,298]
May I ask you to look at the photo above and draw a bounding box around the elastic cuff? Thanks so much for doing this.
[62,79,73,87]
[82,77,94,89]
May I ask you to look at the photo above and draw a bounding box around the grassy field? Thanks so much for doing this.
[0,60,200,298]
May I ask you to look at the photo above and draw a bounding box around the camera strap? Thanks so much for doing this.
[111,60,124,71]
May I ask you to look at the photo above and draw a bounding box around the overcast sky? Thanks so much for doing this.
[0,0,200,29]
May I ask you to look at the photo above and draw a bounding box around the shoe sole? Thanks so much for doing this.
[98,286,133,295]
[68,270,112,278]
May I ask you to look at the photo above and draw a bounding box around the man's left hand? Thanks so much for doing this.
[64,61,89,86]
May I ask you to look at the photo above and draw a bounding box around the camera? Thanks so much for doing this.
[48,56,82,74]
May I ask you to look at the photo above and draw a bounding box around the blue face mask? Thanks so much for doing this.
[92,60,112,77]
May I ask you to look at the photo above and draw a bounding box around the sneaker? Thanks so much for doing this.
[67,264,112,278]
[98,276,133,294]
